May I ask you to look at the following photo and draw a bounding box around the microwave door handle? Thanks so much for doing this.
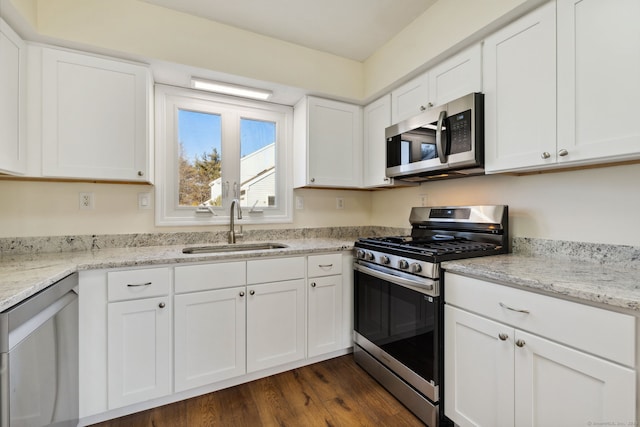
[436,110,448,164]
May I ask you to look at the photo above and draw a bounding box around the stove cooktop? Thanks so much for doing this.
[356,236,503,261]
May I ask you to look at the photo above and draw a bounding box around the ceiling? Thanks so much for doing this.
[142,0,438,61]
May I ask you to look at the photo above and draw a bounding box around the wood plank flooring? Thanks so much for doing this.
[91,355,425,427]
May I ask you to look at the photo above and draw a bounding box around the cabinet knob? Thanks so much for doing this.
[311,282,316,288]
[158,302,166,308]
[498,333,508,341]
[515,339,526,348]
[558,148,569,157]
[137,170,144,177]
[310,178,315,183]
[249,290,255,295]
[541,152,551,159]
[239,291,245,297]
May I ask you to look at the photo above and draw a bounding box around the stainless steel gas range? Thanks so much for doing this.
[353,205,509,426]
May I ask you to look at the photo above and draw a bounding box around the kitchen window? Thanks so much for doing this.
[155,84,293,225]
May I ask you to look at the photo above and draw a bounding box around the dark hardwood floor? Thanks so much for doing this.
[91,355,425,426]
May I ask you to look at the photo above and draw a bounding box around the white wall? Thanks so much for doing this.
[0,181,372,237]
[371,163,640,246]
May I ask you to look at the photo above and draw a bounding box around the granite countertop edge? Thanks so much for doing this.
[0,238,356,312]
[442,254,640,313]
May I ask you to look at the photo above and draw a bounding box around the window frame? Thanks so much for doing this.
[154,84,293,226]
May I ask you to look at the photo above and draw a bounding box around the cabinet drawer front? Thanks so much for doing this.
[247,257,305,284]
[307,253,342,277]
[108,268,170,302]
[175,262,246,293]
[445,273,635,367]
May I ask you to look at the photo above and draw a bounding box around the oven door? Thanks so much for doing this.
[353,261,440,403]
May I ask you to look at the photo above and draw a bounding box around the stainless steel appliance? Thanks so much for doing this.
[353,205,508,426]
[386,93,484,181]
[1,272,79,427]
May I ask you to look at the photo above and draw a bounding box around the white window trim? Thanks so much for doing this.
[154,84,293,226]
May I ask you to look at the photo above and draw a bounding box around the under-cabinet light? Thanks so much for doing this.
[191,78,272,100]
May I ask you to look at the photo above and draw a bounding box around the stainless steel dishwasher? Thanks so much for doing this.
[1,272,78,427]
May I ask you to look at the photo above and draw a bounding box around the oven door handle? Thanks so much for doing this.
[354,263,437,296]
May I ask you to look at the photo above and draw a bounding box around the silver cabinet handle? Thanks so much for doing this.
[499,302,530,314]
[541,152,551,159]
[558,149,569,157]
[310,178,315,183]
[137,170,144,177]
[127,282,152,287]
[515,339,526,348]
[311,282,316,288]
[158,302,165,308]
[498,333,508,341]
[318,264,333,268]
[249,290,255,295]
[239,291,245,297]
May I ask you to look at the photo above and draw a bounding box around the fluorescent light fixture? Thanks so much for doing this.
[191,77,272,100]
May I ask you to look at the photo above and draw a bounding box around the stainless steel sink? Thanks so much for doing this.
[182,242,288,254]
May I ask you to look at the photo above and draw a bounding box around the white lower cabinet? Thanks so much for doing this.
[174,287,246,392]
[246,279,306,372]
[444,273,636,427]
[107,296,171,409]
[307,253,343,357]
[79,252,351,422]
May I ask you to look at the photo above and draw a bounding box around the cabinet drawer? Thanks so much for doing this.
[108,267,170,302]
[247,257,305,284]
[175,261,246,293]
[308,253,342,277]
[445,273,636,367]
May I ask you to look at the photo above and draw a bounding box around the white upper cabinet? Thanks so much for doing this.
[294,96,363,188]
[391,73,429,124]
[556,0,640,165]
[428,44,482,108]
[40,47,153,182]
[363,95,393,188]
[483,2,557,173]
[391,44,482,125]
[0,19,27,175]
[485,0,640,174]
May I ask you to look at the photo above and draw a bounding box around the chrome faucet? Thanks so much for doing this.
[228,199,243,243]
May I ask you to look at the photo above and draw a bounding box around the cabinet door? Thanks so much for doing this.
[307,275,342,358]
[514,330,636,427]
[483,2,556,173]
[363,95,393,187]
[391,73,429,124]
[557,0,640,164]
[174,287,246,392]
[445,306,514,427]
[0,19,26,175]
[246,279,305,372]
[41,48,152,182]
[428,44,482,107]
[306,97,363,187]
[107,296,171,409]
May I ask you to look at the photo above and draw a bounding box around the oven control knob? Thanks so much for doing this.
[380,255,390,265]
[398,259,409,269]
[365,251,375,261]
[356,249,366,259]
[410,263,422,273]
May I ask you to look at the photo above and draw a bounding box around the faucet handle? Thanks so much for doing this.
[235,225,244,240]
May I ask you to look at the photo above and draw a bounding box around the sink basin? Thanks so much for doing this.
[182,242,288,254]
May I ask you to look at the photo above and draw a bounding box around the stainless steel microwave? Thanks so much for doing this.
[385,92,484,182]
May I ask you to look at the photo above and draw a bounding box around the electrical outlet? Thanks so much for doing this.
[336,197,344,210]
[295,196,304,210]
[420,194,428,207]
[79,192,94,210]
[138,192,152,210]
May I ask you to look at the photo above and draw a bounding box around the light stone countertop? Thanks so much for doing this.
[0,238,356,312]
[442,254,640,313]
